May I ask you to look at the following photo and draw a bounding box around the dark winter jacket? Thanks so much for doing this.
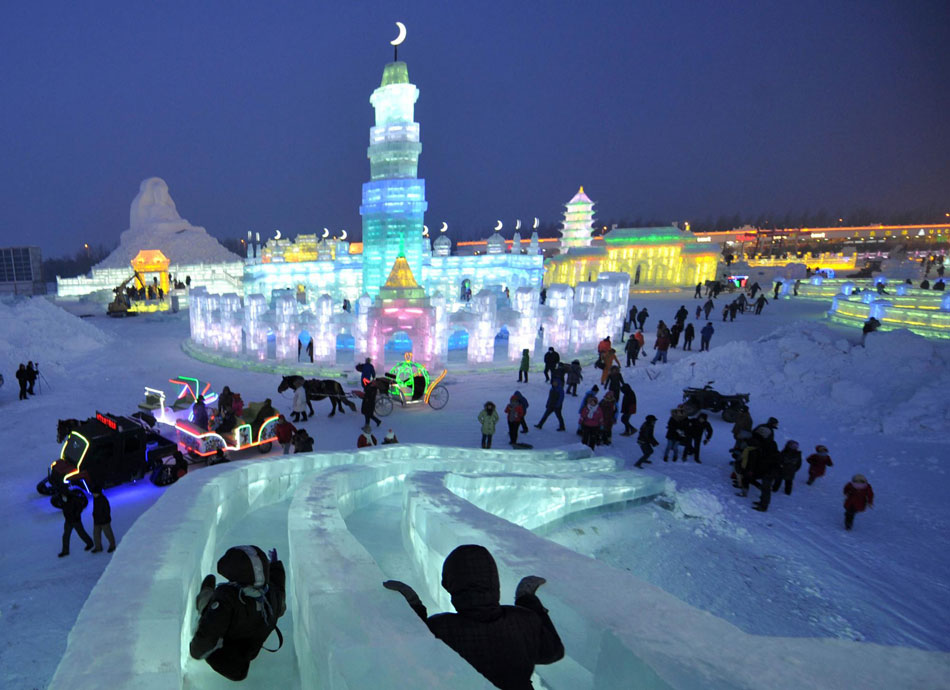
[543,349,560,370]
[687,417,713,443]
[605,370,624,398]
[544,383,565,411]
[422,545,564,690]
[567,362,583,386]
[654,332,671,352]
[92,494,111,526]
[619,383,637,415]
[361,384,379,415]
[61,491,86,522]
[637,419,659,447]
[806,452,833,477]
[684,323,695,342]
[356,361,376,384]
[192,401,210,430]
[519,351,530,372]
[779,448,802,478]
[665,415,689,442]
[190,546,287,681]
[744,439,779,479]
[624,337,640,356]
[700,323,715,341]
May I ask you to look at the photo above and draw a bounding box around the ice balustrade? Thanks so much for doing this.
[50,445,611,689]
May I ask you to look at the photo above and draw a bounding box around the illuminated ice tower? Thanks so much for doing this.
[559,186,596,250]
[360,57,427,296]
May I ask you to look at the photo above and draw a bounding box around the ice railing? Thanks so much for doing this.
[48,445,621,689]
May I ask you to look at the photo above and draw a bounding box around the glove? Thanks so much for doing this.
[269,548,278,563]
[383,580,422,608]
[515,575,546,600]
[196,574,216,614]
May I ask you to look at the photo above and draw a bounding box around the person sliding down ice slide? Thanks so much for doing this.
[384,544,564,689]
[190,545,286,681]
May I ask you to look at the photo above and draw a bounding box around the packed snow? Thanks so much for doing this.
[94,177,239,269]
[2,293,949,689]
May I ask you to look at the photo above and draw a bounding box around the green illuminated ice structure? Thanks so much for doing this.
[360,61,427,296]
[559,186,595,249]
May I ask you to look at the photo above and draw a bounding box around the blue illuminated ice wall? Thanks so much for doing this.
[360,61,427,296]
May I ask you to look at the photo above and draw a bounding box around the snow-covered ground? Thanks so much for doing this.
[1,292,948,689]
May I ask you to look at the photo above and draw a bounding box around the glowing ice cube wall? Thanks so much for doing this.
[360,61,427,296]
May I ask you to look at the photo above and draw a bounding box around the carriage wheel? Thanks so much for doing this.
[427,385,449,410]
[258,442,272,454]
[375,395,394,417]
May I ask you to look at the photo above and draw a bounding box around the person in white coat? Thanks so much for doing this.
[291,382,309,422]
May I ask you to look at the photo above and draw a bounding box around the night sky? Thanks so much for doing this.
[2,0,948,257]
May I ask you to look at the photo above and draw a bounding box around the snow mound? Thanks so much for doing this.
[669,321,950,439]
[95,177,238,269]
[669,486,725,520]
[0,297,111,373]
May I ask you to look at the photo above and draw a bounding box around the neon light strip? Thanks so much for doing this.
[62,432,91,482]
[175,419,279,454]
[423,369,447,404]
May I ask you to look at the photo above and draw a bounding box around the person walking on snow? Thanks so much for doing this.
[355,357,376,389]
[700,322,714,351]
[663,408,689,462]
[566,360,583,396]
[772,440,802,495]
[91,488,117,553]
[291,382,309,422]
[505,395,526,446]
[600,349,619,384]
[843,474,874,530]
[624,334,641,366]
[806,445,833,484]
[694,304,702,320]
[636,307,649,331]
[543,347,560,383]
[683,322,695,350]
[478,401,499,449]
[703,298,715,319]
[754,294,769,315]
[57,487,94,557]
[683,413,712,463]
[513,390,530,434]
[518,349,530,383]
[633,415,659,467]
[651,329,671,364]
[535,379,566,431]
[618,382,637,436]
[16,363,28,400]
[274,415,297,455]
[598,391,618,446]
[360,381,382,429]
[694,282,703,298]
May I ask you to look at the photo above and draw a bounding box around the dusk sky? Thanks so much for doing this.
[2,0,948,257]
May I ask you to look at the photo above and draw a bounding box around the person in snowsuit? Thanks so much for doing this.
[383,544,564,689]
[633,415,659,468]
[754,294,769,315]
[683,413,713,463]
[669,322,683,349]
[636,307,649,331]
[355,357,376,389]
[16,363,28,400]
[190,545,286,681]
[598,391,618,445]
[750,435,781,512]
[90,488,117,553]
[292,428,314,453]
[291,382,309,422]
[273,415,297,455]
[57,487,94,556]
[360,381,382,428]
[505,395,526,446]
[843,474,874,530]
[604,365,623,400]
[381,429,399,444]
[694,304,702,321]
[600,350,619,384]
[772,440,802,495]
[618,382,637,436]
[736,293,748,312]
[543,347,560,383]
[703,298,715,319]
[192,395,210,431]
[805,445,833,485]
[683,322,695,350]
[26,361,37,395]
[518,349,530,383]
[699,321,714,352]
[624,332,641,366]
[663,408,690,462]
[566,360,583,396]
[579,395,603,450]
[478,401,499,449]
[674,305,689,326]
[535,378,566,431]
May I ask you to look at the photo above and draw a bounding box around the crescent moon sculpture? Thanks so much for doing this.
[391,21,407,46]
[533,217,540,229]
[439,222,448,233]
[494,220,503,231]
[322,228,330,239]
[515,219,522,230]
[423,225,429,237]
[340,230,348,241]
[274,229,282,240]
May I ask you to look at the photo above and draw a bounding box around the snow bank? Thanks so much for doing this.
[0,296,110,373]
[669,486,724,521]
[668,321,950,440]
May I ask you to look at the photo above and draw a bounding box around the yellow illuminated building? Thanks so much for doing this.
[544,226,720,289]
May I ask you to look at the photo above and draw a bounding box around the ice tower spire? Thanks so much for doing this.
[360,40,427,297]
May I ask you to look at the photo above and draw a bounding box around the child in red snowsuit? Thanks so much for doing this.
[805,445,833,485]
[843,474,874,530]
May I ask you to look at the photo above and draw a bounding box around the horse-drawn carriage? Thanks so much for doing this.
[174,399,279,457]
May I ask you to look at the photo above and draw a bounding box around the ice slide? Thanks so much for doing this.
[50,446,949,689]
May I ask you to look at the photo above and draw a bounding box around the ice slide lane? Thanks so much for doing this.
[50,445,950,689]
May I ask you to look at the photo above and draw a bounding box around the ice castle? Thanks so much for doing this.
[190,52,631,366]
